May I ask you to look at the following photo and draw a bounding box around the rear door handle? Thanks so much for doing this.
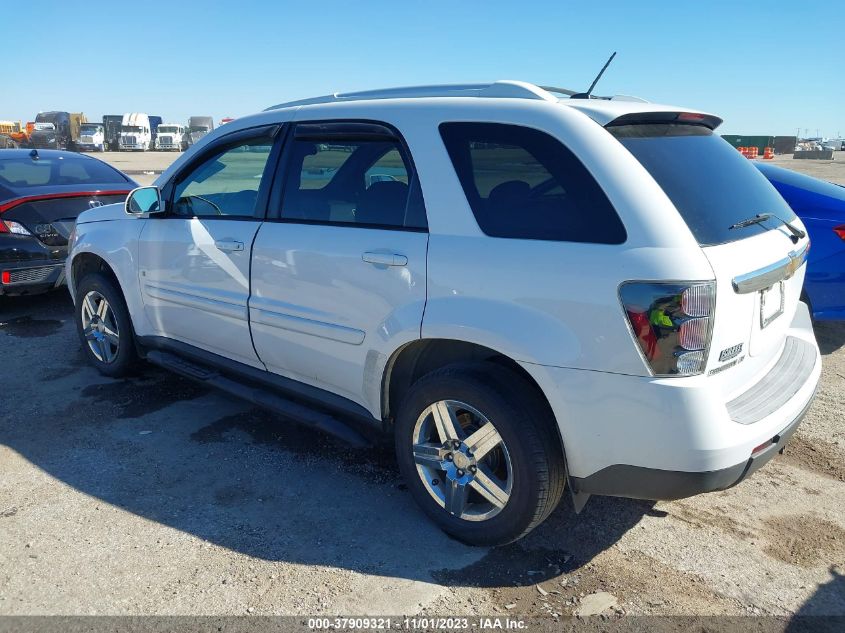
[362,251,408,266]
[215,239,244,252]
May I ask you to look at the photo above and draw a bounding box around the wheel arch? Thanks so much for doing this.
[382,338,563,446]
[70,251,120,299]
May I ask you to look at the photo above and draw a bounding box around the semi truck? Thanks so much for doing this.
[119,113,152,151]
[155,123,188,151]
[187,116,214,147]
[77,122,106,152]
[30,112,87,150]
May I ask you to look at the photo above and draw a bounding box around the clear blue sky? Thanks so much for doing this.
[4,0,844,137]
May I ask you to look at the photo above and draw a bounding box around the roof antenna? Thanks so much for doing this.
[571,52,617,99]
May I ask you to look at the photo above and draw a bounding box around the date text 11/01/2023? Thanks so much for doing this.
[307,617,527,630]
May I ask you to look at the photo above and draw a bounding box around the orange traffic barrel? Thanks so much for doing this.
[763,147,774,159]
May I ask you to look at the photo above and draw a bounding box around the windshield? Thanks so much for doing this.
[34,123,56,131]
[80,125,102,134]
[610,124,796,246]
[189,126,210,133]
[158,126,180,133]
[122,126,144,133]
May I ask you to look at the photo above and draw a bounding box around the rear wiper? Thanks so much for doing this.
[729,213,806,243]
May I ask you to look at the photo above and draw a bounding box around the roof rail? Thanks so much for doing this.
[264,80,569,111]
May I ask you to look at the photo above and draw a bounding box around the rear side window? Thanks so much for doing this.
[0,156,128,188]
[279,129,426,230]
[610,124,797,246]
[439,122,626,243]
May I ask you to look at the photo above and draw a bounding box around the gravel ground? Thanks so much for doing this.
[0,151,843,618]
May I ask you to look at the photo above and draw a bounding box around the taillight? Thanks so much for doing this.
[834,225,845,242]
[620,281,716,376]
[0,220,32,236]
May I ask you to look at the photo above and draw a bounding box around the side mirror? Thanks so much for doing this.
[125,186,163,215]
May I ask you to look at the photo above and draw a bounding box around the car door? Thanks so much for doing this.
[250,121,429,411]
[137,124,281,368]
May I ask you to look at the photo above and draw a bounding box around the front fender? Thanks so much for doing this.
[68,216,152,335]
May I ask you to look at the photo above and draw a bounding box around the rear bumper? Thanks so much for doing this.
[569,390,812,499]
[522,301,821,501]
[0,259,65,295]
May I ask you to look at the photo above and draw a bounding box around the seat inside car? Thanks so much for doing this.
[355,180,409,225]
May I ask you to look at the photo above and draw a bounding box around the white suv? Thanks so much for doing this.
[66,81,821,545]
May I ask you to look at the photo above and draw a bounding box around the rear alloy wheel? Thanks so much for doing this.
[412,400,513,521]
[75,273,137,377]
[396,363,566,546]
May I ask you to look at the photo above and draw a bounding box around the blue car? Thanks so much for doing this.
[756,162,845,321]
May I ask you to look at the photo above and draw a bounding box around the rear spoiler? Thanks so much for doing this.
[606,111,723,131]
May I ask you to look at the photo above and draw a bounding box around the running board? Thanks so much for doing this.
[146,350,370,448]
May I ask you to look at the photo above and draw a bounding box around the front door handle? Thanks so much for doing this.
[362,252,407,267]
[215,239,244,252]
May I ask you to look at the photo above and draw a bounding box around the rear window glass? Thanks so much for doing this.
[439,122,626,243]
[610,124,796,246]
[0,156,127,188]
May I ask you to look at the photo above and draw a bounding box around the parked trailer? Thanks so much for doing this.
[102,115,123,151]
[774,136,797,155]
[68,113,87,150]
[148,115,162,150]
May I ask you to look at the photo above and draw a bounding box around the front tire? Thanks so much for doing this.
[74,272,138,377]
[395,362,566,546]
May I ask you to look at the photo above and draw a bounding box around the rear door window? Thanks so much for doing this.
[610,124,797,246]
[278,123,426,230]
[439,122,626,243]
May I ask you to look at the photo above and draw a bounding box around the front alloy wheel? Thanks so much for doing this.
[412,400,512,521]
[80,290,120,363]
[74,272,137,377]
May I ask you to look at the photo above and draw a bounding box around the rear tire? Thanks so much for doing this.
[395,362,566,546]
[74,272,138,377]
